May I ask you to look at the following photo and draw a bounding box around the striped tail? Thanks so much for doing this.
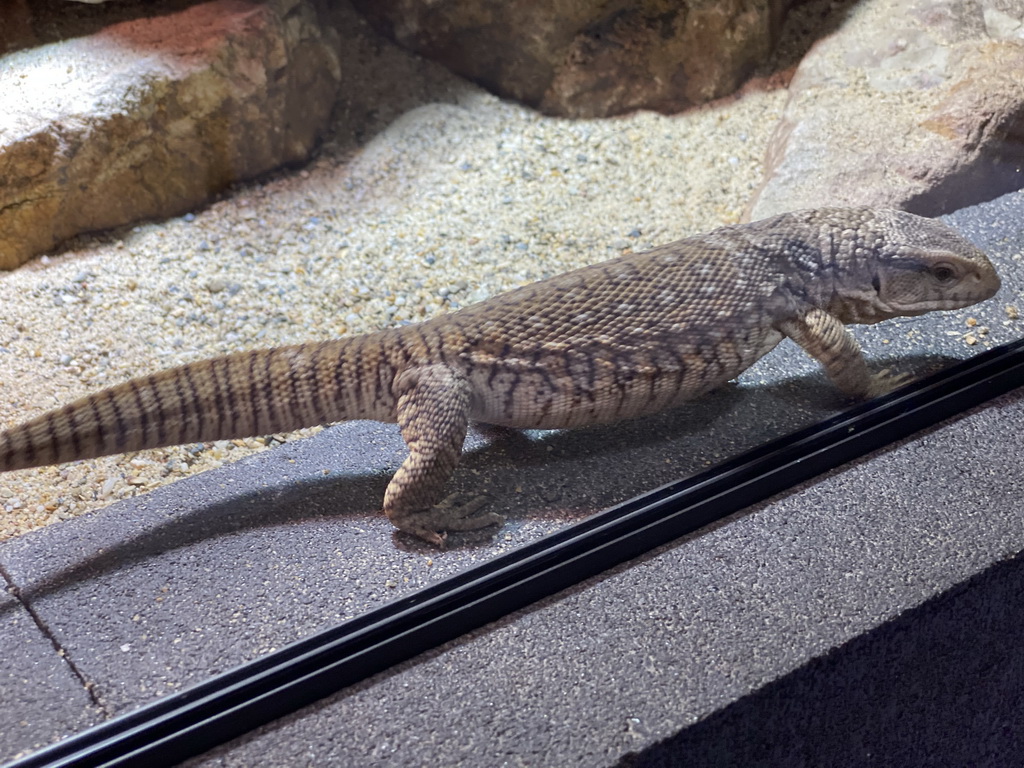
[0,337,394,472]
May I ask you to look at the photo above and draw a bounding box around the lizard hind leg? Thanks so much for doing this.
[384,364,503,546]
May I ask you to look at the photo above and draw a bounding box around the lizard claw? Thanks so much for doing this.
[388,493,504,547]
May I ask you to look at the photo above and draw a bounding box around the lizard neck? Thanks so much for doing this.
[799,208,894,324]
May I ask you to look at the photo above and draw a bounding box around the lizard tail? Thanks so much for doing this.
[0,337,392,472]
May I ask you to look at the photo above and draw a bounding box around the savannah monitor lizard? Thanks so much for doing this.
[0,208,1001,545]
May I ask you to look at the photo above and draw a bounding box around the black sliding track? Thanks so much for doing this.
[9,338,1024,768]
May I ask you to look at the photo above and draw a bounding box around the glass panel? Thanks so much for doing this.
[0,0,1021,760]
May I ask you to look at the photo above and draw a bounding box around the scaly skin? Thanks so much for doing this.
[0,208,1001,545]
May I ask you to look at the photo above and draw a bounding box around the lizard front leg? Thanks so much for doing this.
[384,364,503,546]
[778,308,908,398]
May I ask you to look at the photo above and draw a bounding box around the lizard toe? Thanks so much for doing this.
[388,493,503,546]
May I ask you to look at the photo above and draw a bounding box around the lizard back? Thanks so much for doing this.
[414,233,786,428]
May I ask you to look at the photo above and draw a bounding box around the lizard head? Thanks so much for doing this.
[828,208,1001,323]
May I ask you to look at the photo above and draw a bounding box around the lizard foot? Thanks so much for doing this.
[389,493,504,547]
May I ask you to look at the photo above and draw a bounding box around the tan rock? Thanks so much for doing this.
[748,0,1024,220]
[350,0,793,118]
[0,0,340,269]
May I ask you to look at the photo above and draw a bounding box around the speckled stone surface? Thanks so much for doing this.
[1,191,1022,765]
[0,589,100,763]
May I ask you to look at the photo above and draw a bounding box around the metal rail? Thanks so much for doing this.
[8,337,1024,768]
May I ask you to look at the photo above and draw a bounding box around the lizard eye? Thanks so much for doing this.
[931,263,957,283]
